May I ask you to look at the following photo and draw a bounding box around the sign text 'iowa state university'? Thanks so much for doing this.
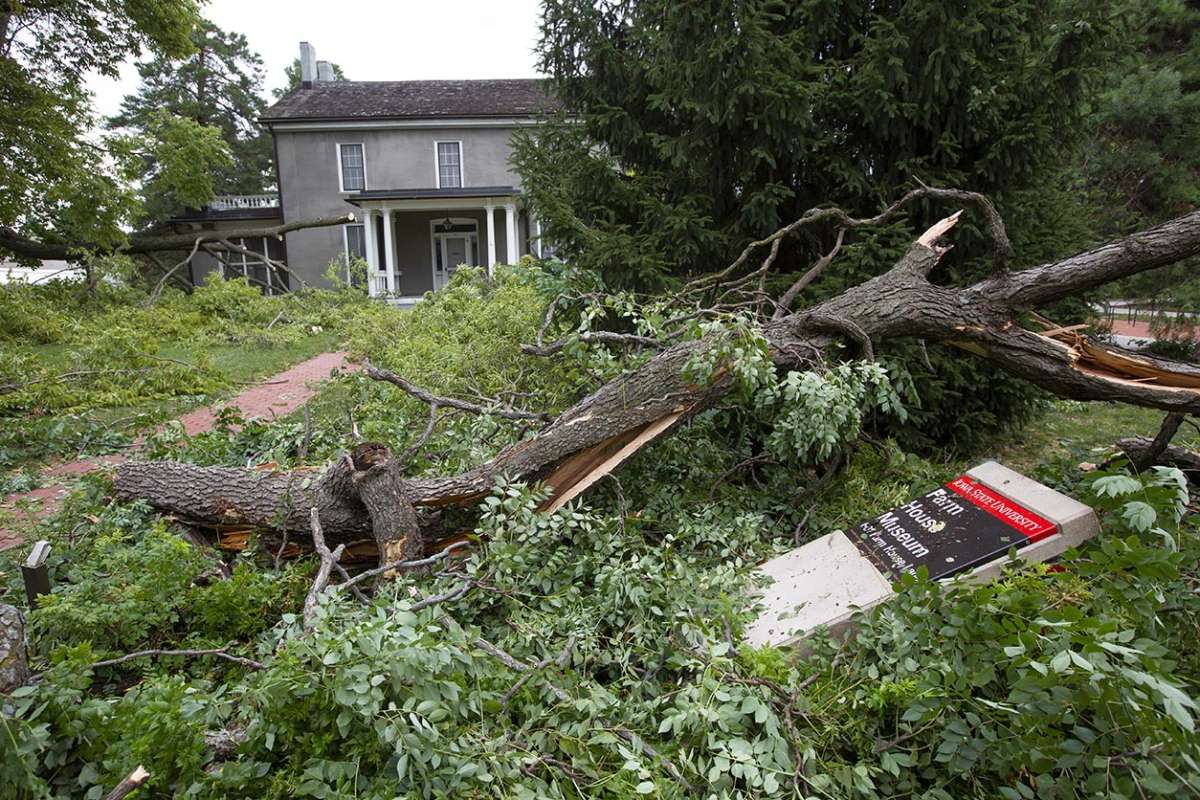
[848,475,1057,581]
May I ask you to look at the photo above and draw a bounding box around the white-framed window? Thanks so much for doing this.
[435,141,462,188]
[337,143,366,192]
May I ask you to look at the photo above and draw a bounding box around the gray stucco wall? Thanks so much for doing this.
[273,125,527,287]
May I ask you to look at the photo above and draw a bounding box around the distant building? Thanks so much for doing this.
[171,42,554,302]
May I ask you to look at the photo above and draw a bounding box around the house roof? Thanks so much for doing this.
[346,186,518,204]
[261,80,555,123]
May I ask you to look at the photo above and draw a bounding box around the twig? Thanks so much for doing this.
[521,330,666,357]
[333,540,471,592]
[104,765,150,800]
[502,634,576,707]
[409,579,473,611]
[145,236,202,305]
[86,643,264,671]
[396,401,441,466]
[773,227,846,319]
[297,405,313,462]
[474,636,695,793]
[365,359,550,421]
[303,507,346,631]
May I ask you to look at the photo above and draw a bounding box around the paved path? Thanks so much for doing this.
[0,351,355,551]
[1107,319,1200,342]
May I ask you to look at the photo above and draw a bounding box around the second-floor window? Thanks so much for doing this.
[436,141,462,188]
[338,143,366,191]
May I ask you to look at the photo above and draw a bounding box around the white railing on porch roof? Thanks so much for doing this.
[209,193,279,211]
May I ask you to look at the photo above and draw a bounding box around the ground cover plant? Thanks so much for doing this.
[0,273,381,471]
[2,264,1199,799]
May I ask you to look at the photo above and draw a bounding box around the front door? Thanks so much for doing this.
[433,228,478,290]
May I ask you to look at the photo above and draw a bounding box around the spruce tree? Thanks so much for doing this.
[515,0,1130,449]
[517,0,1125,290]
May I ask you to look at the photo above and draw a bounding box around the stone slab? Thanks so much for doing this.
[744,461,1100,648]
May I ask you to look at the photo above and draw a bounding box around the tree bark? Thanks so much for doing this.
[113,208,1200,559]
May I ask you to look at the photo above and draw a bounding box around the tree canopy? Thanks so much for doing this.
[516,0,1125,290]
[0,0,202,247]
[107,19,274,225]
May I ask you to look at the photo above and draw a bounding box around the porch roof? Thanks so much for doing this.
[345,186,518,205]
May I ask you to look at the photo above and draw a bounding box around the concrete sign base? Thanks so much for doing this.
[745,461,1100,648]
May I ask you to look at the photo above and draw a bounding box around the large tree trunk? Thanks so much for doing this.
[113,208,1200,560]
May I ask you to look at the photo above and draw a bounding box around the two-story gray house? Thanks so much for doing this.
[175,43,552,302]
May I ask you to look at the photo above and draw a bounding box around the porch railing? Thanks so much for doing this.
[209,193,280,211]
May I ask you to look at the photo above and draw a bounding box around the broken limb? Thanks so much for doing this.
[303,507,345,631]
[103,766,150,800]
[364,360,551,422]
[114,200,1200,566]
[0,213,355,262]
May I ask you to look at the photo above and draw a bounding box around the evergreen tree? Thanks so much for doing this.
[515,0,1131,450]
[272,58,346,99]
[516,0,1125,291]
[1082,0,1200,304]
[108,19,272,224]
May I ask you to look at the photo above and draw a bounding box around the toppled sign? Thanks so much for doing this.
[745,461,1100,647]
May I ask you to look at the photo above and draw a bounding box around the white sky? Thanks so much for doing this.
[88,0,546,119]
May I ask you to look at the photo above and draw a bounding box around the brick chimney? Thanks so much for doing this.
[316,60,335,81]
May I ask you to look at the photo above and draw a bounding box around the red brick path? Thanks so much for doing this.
[0,351,355,551]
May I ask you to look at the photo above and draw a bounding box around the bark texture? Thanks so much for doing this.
[113,209,1200,559]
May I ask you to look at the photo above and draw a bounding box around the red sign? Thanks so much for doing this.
[945,476,1056,542]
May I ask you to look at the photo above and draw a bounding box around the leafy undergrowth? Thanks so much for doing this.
[2,265,1198,799]
[0,275,385,470]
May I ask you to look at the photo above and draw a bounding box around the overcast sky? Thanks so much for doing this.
[89,0,546,119]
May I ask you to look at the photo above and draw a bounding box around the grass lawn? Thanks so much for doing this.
[2,332,343,471]
[982,399,1199,479]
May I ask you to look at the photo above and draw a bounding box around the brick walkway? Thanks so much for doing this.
[0,351,355,551]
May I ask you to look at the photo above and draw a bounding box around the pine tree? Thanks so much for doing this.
[108,19,272,224]
[1082,1,1200,304]
[516,0,1126,291]
[514,0,1132,449]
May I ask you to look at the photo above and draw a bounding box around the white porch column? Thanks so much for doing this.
[504,203,518,264]
[381,208,397,295]
[362,211,379,297]
[484,204,497,276]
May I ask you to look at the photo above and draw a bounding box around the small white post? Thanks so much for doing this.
[363,211,379,297]
[381,208,397,295]
[484,204,497,275]
[504,203,518,264]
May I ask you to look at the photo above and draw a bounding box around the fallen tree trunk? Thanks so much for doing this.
[113,203,1200,558]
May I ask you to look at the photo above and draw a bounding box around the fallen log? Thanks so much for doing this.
[113,199,1200,561]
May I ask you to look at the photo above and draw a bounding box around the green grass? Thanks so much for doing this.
[2,332,344,471]
[981,400,1199,478]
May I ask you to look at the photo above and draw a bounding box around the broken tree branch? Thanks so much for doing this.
[0,214,356,262]
[365,359,551,421]
[104,766,151,800]
[303,507,346,631]
[86,644,264,671]
[113,202,1200,567]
